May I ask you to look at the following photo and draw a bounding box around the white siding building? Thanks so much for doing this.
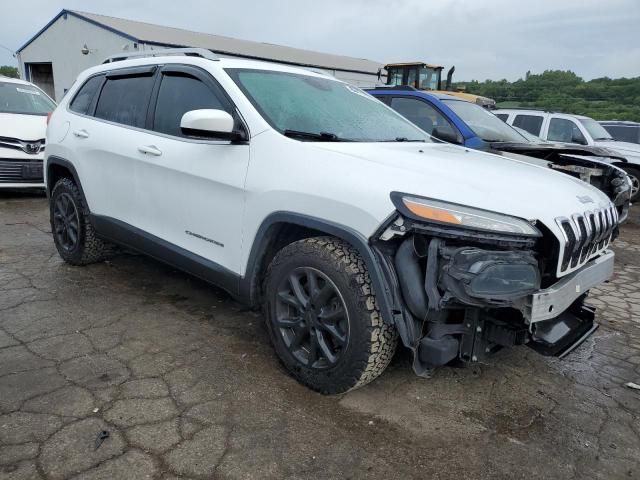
[16,10,384,101]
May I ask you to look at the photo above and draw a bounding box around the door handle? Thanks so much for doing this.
[73,129,89,139]
[137,145,162,157]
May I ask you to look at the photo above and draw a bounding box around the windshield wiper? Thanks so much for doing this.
[381,137,426,142]
[283,129,350,142]
[593,137,613,141]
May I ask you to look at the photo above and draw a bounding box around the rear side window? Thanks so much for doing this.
[94,75,154,128]
[513,114,543,136]
[494,113,509,122]
[69,76,103,115]
[389,97,452,135]
[152,73,227,137]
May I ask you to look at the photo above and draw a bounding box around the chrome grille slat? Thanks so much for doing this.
[0,136,45,154]
[0,158,44,183]
[556,205,618,275]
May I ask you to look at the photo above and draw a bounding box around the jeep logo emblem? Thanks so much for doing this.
[577,195,594,204]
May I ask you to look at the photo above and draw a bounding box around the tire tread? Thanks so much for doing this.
[264,236,397,393]
[50,177,114,265]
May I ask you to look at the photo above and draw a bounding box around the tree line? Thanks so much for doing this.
[0,65,19,78]
[458,70,640,122]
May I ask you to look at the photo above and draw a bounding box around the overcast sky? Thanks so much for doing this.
[1,0,639,81]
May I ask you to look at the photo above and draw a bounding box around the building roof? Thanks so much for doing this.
[18,9,383,75]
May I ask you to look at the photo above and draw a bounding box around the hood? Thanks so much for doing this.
[312,141,614,229]
[0,113,47,159]
[593,140,640,156]
[0,113,47,141]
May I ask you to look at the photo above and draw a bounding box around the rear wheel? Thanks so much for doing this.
[622,165,640,202]
[264,237,398,394]
[50,177,114,265]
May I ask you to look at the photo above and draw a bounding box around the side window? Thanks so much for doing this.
[389,97,453,135]
[69,76,103,115]
[513,114,543,135]
[94,74,155,128]
[494,113,509,122]
[548,118,585,143]
[152,73,227,137]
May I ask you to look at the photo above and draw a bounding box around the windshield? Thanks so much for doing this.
[0,81,55,115]
[418,67,440,90]
[443,99,528,143]
[226,69,431,142]
[579,118,613,141]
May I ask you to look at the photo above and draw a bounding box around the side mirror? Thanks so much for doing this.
[180,109,246,141]
[571,130,587,145]
[432,126,461,144]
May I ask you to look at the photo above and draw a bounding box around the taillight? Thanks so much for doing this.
[46,112,53,125]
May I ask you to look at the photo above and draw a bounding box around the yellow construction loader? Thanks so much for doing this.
[380,62,495,108]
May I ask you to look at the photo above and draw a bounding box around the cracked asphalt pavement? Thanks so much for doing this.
[1,192,640,480]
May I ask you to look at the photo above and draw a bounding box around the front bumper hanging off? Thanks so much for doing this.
[524,251,614,323]
[390,234,614,374]
[523,251,614,357]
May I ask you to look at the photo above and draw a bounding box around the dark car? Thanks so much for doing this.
[367,87,633,208]
[600,121,640,145]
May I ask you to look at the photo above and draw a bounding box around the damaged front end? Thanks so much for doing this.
[374,193,614,376]
[495,143,631,221]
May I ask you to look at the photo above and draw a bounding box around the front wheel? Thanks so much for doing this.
[622,165,640,202]
[264,237,398,394]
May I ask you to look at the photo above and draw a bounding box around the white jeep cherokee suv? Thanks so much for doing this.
[45,49,620,394]
[0,76,55,188]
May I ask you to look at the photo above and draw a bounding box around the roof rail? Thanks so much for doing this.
[102,47,219,64]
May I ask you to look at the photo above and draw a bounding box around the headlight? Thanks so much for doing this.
[391,193,541,237]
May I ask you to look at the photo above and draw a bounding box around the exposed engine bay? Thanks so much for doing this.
[374,200,617,376]
[494,142,631,218]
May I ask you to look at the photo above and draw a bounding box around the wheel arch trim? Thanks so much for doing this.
[239,211,396,325]
[46,156,88,206]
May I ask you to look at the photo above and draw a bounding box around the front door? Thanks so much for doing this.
[133,65,249,274]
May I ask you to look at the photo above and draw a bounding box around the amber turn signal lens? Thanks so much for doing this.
[403,199,462,224]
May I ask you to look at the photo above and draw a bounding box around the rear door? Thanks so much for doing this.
[133,64,250,273]
[68,66,156,226]
[512,113,544,137]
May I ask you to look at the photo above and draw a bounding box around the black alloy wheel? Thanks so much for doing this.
[50,177,114,265]
[629,172,640,200]
[53,192,80,252]
[274,266,349,369]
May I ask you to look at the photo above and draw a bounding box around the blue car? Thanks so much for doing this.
[367,87,522,148]
[366,86,631,214]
